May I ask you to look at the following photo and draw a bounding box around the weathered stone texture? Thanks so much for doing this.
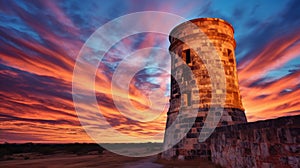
[162,18,247,160]
[209,115,300,168]
[168,18,244,110]
[161,18,299,168]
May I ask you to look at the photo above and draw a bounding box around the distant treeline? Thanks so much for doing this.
[0,143,104,159]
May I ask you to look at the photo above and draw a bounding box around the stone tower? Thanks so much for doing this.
[162,18,247,160]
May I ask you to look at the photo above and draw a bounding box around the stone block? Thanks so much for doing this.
[260,143,270,158]
[261,162,274,168]
[269,144,283,156]
[251,143,260,156]
[288,156,299,167]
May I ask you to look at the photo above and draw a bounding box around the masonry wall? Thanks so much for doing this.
[208,115,300,168]
[162,17,247,160]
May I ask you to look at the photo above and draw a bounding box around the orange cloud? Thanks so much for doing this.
[238,29,300,121]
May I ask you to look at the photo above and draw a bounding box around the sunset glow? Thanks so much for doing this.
[0,0,299,143]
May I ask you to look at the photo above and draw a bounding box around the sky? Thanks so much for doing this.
[0,0,299,143]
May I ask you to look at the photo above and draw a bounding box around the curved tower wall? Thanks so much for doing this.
[162,18,247,160]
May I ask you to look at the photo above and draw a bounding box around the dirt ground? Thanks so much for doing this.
[0,151,218,168]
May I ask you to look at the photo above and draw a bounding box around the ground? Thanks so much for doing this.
[0,151,218,168]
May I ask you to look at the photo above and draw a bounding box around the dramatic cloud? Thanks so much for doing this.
[0,0,299,143]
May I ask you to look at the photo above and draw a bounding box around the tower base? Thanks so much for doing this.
[162,108,247,160]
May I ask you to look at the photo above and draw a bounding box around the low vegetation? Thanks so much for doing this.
[0,142,104,160]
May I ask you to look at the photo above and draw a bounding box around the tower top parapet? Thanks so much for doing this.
[169,17,236,49]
